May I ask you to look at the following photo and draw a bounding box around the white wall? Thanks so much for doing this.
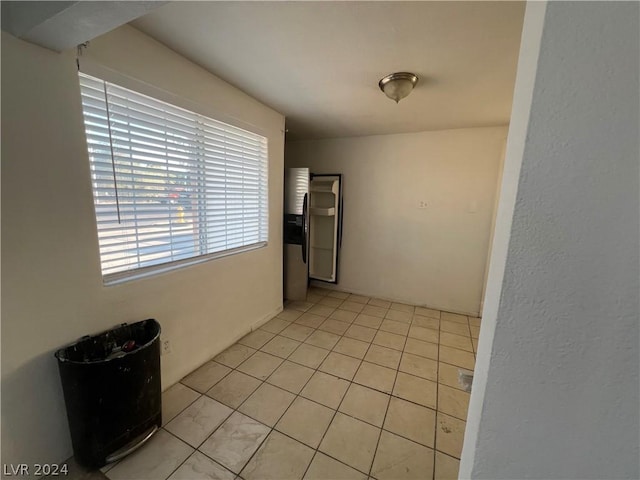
[479,139,507,311]
[1,26,284,466]
[461,2,639,478]
[286,127,507,315]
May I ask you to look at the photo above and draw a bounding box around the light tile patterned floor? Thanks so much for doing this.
[103,288,480,480]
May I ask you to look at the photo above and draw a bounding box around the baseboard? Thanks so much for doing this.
[162,304,283,392]
[309,280,480,317]
[250,305,284,331]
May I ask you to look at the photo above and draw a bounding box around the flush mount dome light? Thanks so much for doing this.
[378,72,419,103]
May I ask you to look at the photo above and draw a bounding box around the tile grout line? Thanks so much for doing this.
[162,426,238,480]
[170,348,274,478]
[464,314,475,361]
[158,292,468,479]
[433,311,442,480]
[299,327,380,480]
[242,293,399,478]
[201,296,374,479]
[109,295,389,478]
[222,302,468,413]
[311,293,471,462]
[234,297,396,478]
[365,315,408,479]
[469,316,478,359]
[142,365,236,480]
[161,387,202,426]
[186,313,469,419]
[181,311,338,479]
[232,357,319,478]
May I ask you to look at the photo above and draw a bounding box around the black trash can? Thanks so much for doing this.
[55,319,162,468]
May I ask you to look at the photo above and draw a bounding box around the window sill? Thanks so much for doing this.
[102,242,268,286]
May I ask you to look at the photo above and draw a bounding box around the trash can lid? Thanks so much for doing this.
[55,319,161,364]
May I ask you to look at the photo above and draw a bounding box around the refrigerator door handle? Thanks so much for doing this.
[302,193,308,264]
[339,194,344,249]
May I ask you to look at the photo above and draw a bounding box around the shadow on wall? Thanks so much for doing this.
[1,350,73,465]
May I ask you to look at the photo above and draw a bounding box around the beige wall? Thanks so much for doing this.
[462,3,639,477]
[1,26,284,465]
[480,139,508,311]
[286,127,506,315]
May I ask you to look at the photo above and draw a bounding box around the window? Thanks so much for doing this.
[78,73,269,283]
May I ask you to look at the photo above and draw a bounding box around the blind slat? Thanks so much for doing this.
[79,73,269,278]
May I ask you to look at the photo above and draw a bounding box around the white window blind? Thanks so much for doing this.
[78,73,269,281]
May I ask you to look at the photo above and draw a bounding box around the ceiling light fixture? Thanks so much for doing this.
[378,72,419,104]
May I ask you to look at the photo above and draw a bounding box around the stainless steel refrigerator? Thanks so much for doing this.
[284,168,343,300]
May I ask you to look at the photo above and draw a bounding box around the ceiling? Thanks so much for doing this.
[1,1,166,52]
[132,1,525,140]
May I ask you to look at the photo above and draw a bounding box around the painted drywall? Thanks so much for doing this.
[479,139,507,311]
[131,2,525,140]
[461,2,639,478]
[0,1,166,51]
[286,126,507,315]
[1,26,284,466]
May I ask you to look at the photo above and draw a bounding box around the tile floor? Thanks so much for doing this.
[101,288,480,480]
